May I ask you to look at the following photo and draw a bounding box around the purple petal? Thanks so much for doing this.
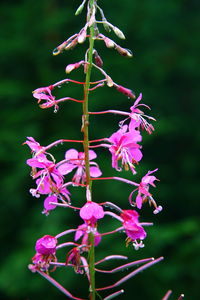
[88,150,97,160]
[94,233,101,246]
[33,93,51,100]
[136,194,142,209]
[124,130,142,143]
[80,202,104,221]
[108,125,128,144]
[44,195,58,211]
[57,163,77,175]
[129,148,143,162]
[74,224,87,241]
[64,149,79,160]
[36,177,51,194]
[125,224,147,240]
[130,93,142,110]
[90,166,102,178]
[25,137,42,152]
[129,117,141,131]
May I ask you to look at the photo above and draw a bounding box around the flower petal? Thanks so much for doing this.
[44,194,58,211]
[64,148,79,160]
[90,166,102,178]
[88,150,97,160]
[57,163,77,175]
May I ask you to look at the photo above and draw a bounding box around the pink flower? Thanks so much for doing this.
[24,137,44,153]
[30,172,70,214]
[26,155,53,170]
[33,85,64,111]
[35,235,57,255]
[57,149,102,184]
[129,93,155,134]
[107,125,142,174]
[33,85,55,103]
[121,210,146,249]
[129,169,162,213]
[80,201,104,225]
[75,223,101,246]
[27,147,71,214]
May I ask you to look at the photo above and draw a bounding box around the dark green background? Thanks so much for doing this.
[1,0,199,299]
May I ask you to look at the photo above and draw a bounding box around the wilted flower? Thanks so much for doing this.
[66,247,83,274]
[129,169,162,213]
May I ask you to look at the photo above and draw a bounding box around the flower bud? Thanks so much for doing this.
[115,45,133,57]
[64,39,78,51]
[53,40,68,55]
[115,84,135,99]
[75,0,86,16]
[104,37,115,48]
[103,22,111,32]
[65,61,84,74]
[78,28,87,44]
[113,26,125,39]
[94,51,103,67]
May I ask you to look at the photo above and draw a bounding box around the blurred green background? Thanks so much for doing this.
[1,0,199,299]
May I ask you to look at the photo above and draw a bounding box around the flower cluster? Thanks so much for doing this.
[25,1,165,299]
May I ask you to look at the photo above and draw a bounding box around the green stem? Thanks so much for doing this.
[82,0,96,299]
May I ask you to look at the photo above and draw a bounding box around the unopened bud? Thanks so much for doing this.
[75,0,86,16]
[153,205,163,214]
[104,37,115,48]
[94,52,103,67]
[65,61,84,74]
[78,28,87,44]
[53,40,68,56]
[113,26,125,39]
[115,45,133,57]
[103,22,111,32]
[115,84,135,99]
[65,38,78,50]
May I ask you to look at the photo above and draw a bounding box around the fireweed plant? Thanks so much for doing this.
[25,1,184,299]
